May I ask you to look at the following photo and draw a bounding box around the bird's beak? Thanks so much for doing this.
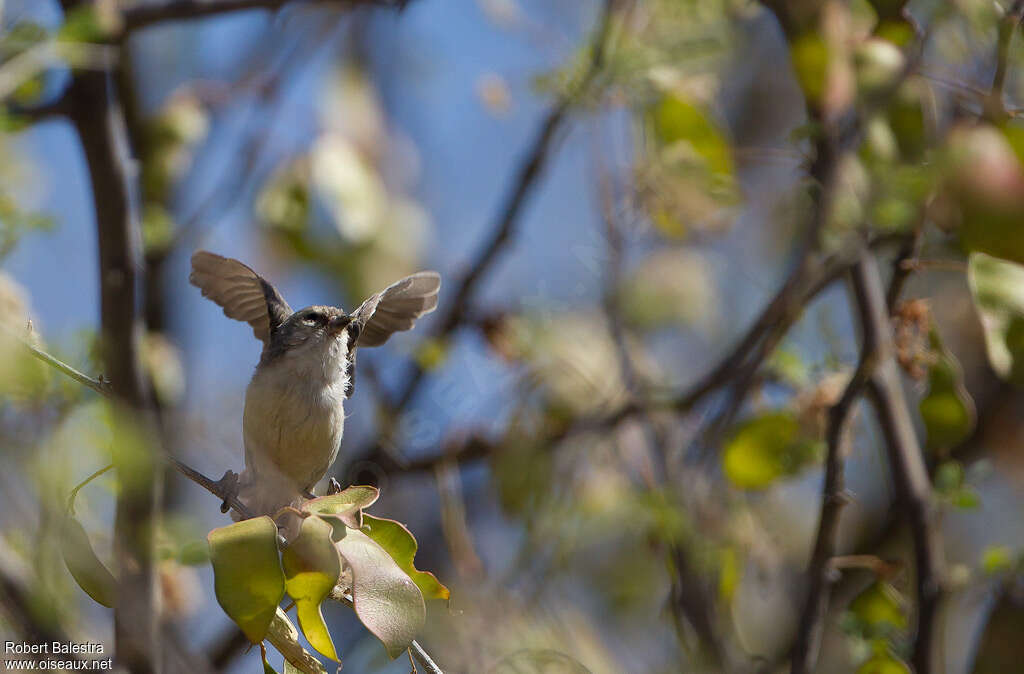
[328,315,351,335]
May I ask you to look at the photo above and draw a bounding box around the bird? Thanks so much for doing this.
[189,250,440,523]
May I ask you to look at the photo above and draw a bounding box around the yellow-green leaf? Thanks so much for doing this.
[336,528,425,658]
[857,653,911,674]
[281,516,341,661]
[208,516,285,643]
[722,412,820,489]
[850,582,906,630]
[920,331,975,452]
[650,94,733,176]
[968,253,1024,384]
[362,515,450,601]
[61,514,116,608]
[790,33,829,106]
[302,485,379,530]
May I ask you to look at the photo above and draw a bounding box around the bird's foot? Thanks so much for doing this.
[327,477,343,495]
[216,470,239,513]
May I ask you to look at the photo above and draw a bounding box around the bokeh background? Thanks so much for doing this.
[2,0,1024,672]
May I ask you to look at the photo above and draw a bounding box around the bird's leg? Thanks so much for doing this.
[327,477,343,495]
[216,470,239,513]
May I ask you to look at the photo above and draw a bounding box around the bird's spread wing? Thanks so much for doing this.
[189,251,292,344]
[350,271,441,347]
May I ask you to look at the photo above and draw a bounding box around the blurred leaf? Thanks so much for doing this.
[722,412,821,489]
[718,547,740,601]
[208,516,285,643]
[857,653,912,674]
[850,582,906,631]
[59,6,108,43]
[767,348,810,388]
[335,528,425,658]
[854,38,904,97]
[919,331,975,452]
[490,649,591,674]
[302,485,379,530]
[650,94,732,176]
[968,253,1024,384]
[177,540,209,566]
[952,488,981,509]
[61,513,116,608]
[934,461,965,493]
[619,249,718,332]
[790,33,828,106]
[282,516,340,661]
[362,514,450,601]
[413,338,448,371]
[981,546,1014,575]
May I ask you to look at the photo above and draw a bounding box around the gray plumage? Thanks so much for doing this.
[189,250,440,522]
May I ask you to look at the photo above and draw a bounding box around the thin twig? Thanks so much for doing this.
[388,0,617,412]
[988,0,1024,119]
[1,323,112,395]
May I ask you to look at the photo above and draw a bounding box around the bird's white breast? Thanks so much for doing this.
[240,337,350,514]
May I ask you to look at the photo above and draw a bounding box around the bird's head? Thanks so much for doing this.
[261,305,360,369]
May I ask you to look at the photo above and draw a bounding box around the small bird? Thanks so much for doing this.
[189,251,440,521]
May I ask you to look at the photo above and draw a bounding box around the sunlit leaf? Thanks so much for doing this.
[981,546,1014,575]
[919,331,975,452]
[302,485,379,530]
[857,653,911,674]
[967,253,1024,384]
[650,94,733,176]
[208,517,285,643]
[61,514,116,608]
[362,514,450,601]
[790,33,829,106]
[281,516,340,661]
[336,528,425,658]
[850,582,906,631]
[722,412,821,489]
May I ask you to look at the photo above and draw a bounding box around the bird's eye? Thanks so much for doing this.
[304,312,324,326]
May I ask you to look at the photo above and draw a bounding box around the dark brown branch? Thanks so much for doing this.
[790,237,919,674]
[855,253,943,674]
[65,62,162,672]
[121,0,408,33]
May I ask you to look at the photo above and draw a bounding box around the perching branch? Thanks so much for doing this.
[0,323,112,396]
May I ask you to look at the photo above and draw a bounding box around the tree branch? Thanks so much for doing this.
[121,0,409,33]
[0,323,112,396]
[987,0,1024,119]
[855,253,943,674]
[790,236,920,674]
[386,0,616,413]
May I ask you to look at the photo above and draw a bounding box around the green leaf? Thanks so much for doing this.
[281,516,340,662]
[361,515,450,601]
[790,33,829,106]
[981,546,1014,575]
[722,412,820,489]
[919,331,975,452]
[302,485,379,530]
[58,6,109,43]
[208,516,285,643]
[850,582,906,631]
[968,253,1024,384]
[61,514,116,608]
[650,94,733,176]
[857,653,911,674]
[335,528,425,658]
